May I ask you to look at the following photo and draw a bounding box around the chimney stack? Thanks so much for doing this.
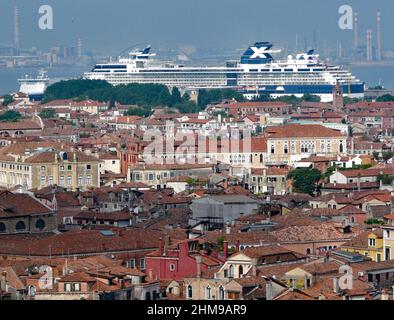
[1,271,7,292]
[354,12,359,50]
[376,12,382,61]
[333,277,340,294]
[223,241,229,259]
[195,255,202,279]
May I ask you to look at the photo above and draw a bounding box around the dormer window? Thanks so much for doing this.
[369,238,376,247]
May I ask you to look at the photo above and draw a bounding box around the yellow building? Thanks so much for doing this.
[383,214,394,261]
[0,142,101,191]
[341,229,383,262]
[265,124,347,165]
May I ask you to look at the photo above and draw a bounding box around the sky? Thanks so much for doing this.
[0,0,392,55]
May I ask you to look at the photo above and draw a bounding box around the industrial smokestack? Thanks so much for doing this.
[354,12,359,50]
[14,6,20,53]
[366,28,373,61]
[77,37,83,59]
[376,12,382,61]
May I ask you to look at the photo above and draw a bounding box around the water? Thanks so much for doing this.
[351,66,394,89]
[0,66,88,95]
[0,65,393,95]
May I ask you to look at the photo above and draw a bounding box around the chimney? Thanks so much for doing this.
[223,241,229,259]
[195,255,202,279]
[251,258,258,277]
[266,281,274,300]
[164,235,170,256]
[1,271,7,292]
[148,268,154,280]
[236,240,241,252]
[333,277,340,294]
[158,238,164,256]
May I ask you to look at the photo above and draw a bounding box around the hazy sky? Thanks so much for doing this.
[0,0,391,55]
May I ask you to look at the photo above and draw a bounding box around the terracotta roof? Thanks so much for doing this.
[0,191,53,218]
[266,124,343,138]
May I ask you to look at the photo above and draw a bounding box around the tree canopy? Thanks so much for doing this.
[43,79,201,114]
[376,94,394,102]
[288,168,322,195]
[0,110,22,122]
[197,89,245,107]
[39,108,56,119]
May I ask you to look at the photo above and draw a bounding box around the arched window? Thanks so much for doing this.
[306,248,311,255]
[218,286,225,300]
[239,265,244,277]
[187,285,193,299]
[339,141,344,153]
[205,286,211,300]
[0,222,5,233]
[35,219,46,231]
[229,265,234,278]
[15,221,26,231]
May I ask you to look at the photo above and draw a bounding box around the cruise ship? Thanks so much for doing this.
[18,70,50,101]
[84,42,364,102]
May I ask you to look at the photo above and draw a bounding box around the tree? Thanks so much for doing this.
[170,87,182,106]
[378,174,394,185]
[124,107,151,117]
[382,151,394,162]
[39,108,56,119]
[364,218,384,225]
[0,110,21,122]
[1,94,14,106]
[288,168,322,195]
[302,93,321,102]
[376,94,394,102]
[197,89,244,107]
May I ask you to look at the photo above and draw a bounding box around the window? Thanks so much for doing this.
[73,283,81,292]
[78,176,84,185]
[219,286,225,300]
[187,285,193,299]
[229,265,234,278]
[205,286,212,300]
[35,219,46,231]
[0,222,5,233]
[48,176,53,185]
[41,166,46,172]
[239,265,244,277]
[169,264,176,271]
[40,175,46,186]
[369,238,376,247]
[16,221,26,231]
[67,165,72,171]
[65,283,71,292]
[67,176,72,186]
[86,164,92,170]
[59,176,65,186]
[140,258,146,270]
[127,259,136,268]
[60,165,65,171]
[86,175,92,185]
